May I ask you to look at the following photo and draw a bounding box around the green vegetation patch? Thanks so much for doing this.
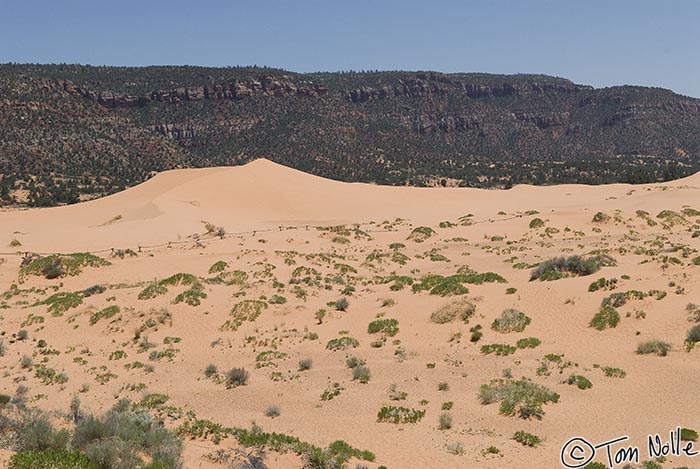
[220,300,268,331]
[479,378,560,419]
[19,253,110,282]
[376,406,425,424]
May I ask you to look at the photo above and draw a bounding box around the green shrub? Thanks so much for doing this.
[407,226,436,242]
[687,326,700,344]
[636,340,671,357]
[601,366,626,378]
[480,344,516,356]
[9,449,98,469]
[352,365,371,384]
[530,256,601,281]
[681,428,698,441]
[334,297,349,311]
[204,364,217,378]
[529,218,545,229]
[566,374,593,390]
[491,309,531,333]
[368,318,399,336]
[224,368,249,388]
[590,305,620,330]
[513,430,542,447]
[516,337,541,349]
[479,378,560,419]
[326,337,359,351]
[376,406,425,424]
[588,277,618,292]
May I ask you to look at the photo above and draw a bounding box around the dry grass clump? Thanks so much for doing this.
[491,309,531,333]
[431,299,476,324]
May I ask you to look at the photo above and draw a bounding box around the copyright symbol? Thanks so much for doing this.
[560,437,595,468]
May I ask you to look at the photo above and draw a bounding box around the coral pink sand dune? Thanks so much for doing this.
[2,158,699,252]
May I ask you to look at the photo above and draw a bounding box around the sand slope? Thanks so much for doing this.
[1,160,700,468]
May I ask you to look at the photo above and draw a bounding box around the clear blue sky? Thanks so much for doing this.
[1,0,699,97]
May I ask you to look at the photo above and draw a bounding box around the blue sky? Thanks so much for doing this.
[1,0,698,97]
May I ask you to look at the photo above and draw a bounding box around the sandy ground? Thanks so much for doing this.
[1,159,700,468]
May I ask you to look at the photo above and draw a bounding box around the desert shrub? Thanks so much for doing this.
[530,256,601,281]
[14,413,69,452]
[687,326,700,344]
[326,337,359,351]
[298,359,313,371]
[446,441,464,455]
[407,226,436,242]
[0,339,5,357]
[9,449,98,469]
[203,364,217,378]
[516,337,541,349]
[82,285,106,297]
[469,324,483,342]
[438,382,449,391]
[345,356,365,368]
[513,430,542,447]
[20,354,32,369]
[37,292,83,316]
[491,309,531,333]
[224,368,249,388]
[208,261,228,274]
[588,277,618,292]
[367,318,399,336]
[264,405,281,418]
[352,366,371,384]
[681,428,698,441]
[269,294,287,305]
[601,366,626,378]
[73,401,182,468]
[334,297,349,311]
[174,286,207,306]
[480,344,516,356]
[89,305,120,325]
[529,218,545,229]
[431,299,475,324]
[376,406,425,424]
[20,254,110,282]
[438,413,452,430]
[636,340,671,356]
[592,212,610,223]
[479,378,560,419]
[590,305,620,330]
[221,300,268,331]
[17,329,28,340]
[412,274,470,296]
[566,374,593,390]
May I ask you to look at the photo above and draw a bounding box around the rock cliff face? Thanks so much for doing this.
[62,76,329,108]
[2,64,700,207]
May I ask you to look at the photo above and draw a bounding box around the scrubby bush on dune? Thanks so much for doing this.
[430,299,476,324]
[590,305,620,330]
[530,255,606,281]
[5,399,182,469]
[491,309,531,333]
[19,253,110,282]
[479,378,560,419]
[224,368,249,388]
[513,430,542,447]
[636,340,671,356]
[407,226,436,243]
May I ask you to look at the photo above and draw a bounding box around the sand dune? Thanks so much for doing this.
[2,158,699,253]
[1,160,700,468]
